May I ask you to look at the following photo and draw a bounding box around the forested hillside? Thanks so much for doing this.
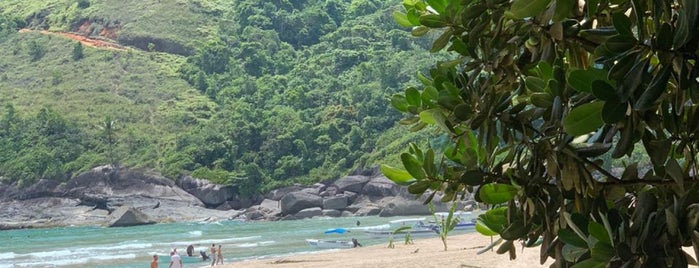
[0,0,441,194]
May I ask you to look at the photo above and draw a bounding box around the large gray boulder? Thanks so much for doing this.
[242,205,281,221]
[265,185,304,201]
[376,196,447,217]
[280,191,323,215]
[295,207,322,219]
[323,196,348,210]
[361,176,400,197]
[322,209,342,217]
[177,176,236,207]
[333,175,370,193]
[108,206,155,227]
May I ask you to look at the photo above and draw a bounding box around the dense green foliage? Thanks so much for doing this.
[385,0,699,266]
[0,0,441,193]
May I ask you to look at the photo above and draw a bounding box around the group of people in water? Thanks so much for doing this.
[149,243,225,268]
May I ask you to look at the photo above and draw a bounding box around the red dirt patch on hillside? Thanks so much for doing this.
[19,29,125,51]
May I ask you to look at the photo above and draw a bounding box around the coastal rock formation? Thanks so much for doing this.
[0,166,478,229]
[108,206,156,227]
[0,165,233,229]
[362,177,401,197]
[332,175,370,193]
[177,176,236,207]
[280,191,322,215]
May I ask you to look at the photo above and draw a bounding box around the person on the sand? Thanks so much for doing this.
[150,254,158,268]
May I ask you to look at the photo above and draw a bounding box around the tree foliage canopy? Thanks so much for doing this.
[386,0,699,266]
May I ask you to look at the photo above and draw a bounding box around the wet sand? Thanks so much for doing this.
[207,232,553,268]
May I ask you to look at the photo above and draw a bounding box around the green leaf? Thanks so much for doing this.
[477,207,508,234]
[558,229,588,248]
[453,103,472,120]
[479,183,518,204]
[553,0,574,21]
[506,0,552,19]
[674,9,690,48]
[430,28,453,53]
[426,0,448,14]
[634,65,671,110]
[463,4,487,20]
[460,170,485,186]
[531,92,553,108]
[612,12,633,37]
[588,222,611,245]
[665,158,684,192]
[406,87,422,106]
[475,219,500,236]
[604,35,635,53]
[399,116,420,125]
[525,76,547,92]
[380,164,415,185]
[411,26,430,37]
[401,153,426,180]
[570,258,606,268]
[562,244,588,263]
[602,98,626,124]
[500,220,529,240]
[587,0,599,15]
[419,14,448,28]
[408,180,431,195]
[591,80,616,101]
[568,69,607,93]
[393,11,414,27]
[564,101,605,136]
[655,23,673,50]
[591,242,614,262]
[407,8,422,26]
[390,94,409,112]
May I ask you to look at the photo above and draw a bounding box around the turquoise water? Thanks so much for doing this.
[0,216,442,268]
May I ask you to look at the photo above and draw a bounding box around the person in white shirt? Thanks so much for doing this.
[169,249,182,268]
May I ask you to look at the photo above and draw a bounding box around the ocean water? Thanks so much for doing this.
[0,216,441,268]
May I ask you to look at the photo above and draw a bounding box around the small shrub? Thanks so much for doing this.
[72,42,84,60]
[27,40,46,61]
[77,0,90,9]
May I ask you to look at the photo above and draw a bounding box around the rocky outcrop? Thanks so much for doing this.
[108,206,156,227]
[322,196,348,210]
[177,176,235,207]
[280,192,322,215]
[362,177,401,197]
[0,165,234,229]
[332,175,370,193]
[0,166,478,229]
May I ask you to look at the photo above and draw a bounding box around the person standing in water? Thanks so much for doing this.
[150,254,158,268]
[210,244,217,266]
[216,244,224,265]
[169,249,182,268]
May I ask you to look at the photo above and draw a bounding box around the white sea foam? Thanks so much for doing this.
[90,253,137,261]
[0,252,15,260]
[27,249,72,258]
[188,230,203,236]
[236,243,259,248]
[76,242,153,252]
[235,240,275,248]
[164,235,262,247]
[13,253,137,267]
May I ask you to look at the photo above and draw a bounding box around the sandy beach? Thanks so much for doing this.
[210,232,553,268]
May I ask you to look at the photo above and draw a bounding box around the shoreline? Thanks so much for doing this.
[207,232,553,268]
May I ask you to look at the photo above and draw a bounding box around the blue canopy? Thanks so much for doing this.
[324,228,348,234]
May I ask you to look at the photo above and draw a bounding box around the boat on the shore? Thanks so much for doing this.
[431,211,480,231]
[305,239,356,249]
[363,218,439,238]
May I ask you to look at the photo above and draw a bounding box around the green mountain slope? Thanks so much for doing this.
[0,0,440,193]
